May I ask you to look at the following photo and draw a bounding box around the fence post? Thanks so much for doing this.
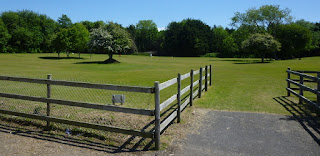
[47,74,51,128]
[205,65,208,91]
[154,81,160,150]
[299,75,304,104]
[190,69,194,107]
[317,73,320,107]
[177,73,181,123]
[210,64,212,86]
[287,67,291,96]
[199,67,202,98]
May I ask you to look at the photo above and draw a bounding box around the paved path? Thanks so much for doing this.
[164,111,320,156]
[1,109,319,155]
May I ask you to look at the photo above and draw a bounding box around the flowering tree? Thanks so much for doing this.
[89,24,131,63]
[242,33,281,62]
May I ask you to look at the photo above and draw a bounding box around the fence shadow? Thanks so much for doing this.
[273,96,320,146]
[0,117,155,154]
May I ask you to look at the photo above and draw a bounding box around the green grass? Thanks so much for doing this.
[0,53,319,115]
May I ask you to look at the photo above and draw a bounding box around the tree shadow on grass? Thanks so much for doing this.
[39,57,85,60]
[233,61,272,64]
[209,59,272,64]
[273,96,320,146]
[74,60,120,64]
[0,116,155,154]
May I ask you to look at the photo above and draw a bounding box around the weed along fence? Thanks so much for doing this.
[286,68,320,109]
[0,64,212,150]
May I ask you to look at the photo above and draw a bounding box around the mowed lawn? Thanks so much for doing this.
[0,53,319,115]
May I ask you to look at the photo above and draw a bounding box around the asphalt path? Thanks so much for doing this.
[165,110,320,156]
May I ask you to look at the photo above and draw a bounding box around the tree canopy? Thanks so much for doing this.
[242,33,281,62]
[89,23,132,63]
[163,18,212,56]
[0,7,319,61]
[231,5,293,32]
[135,20,158,52]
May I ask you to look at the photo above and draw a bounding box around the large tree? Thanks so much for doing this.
[272,24,312,59]
[1,10,57,53]
[295,19,320,51]
[89,24,132,63]
[135,20,158,52]
[211,26,229,53]
[68,23,90,57]
[163,19,212,56]
[242,33,281,62]
[0,18,11,53]
[52,28,71,57]
[58,14,72,29]
[231,5,293,33]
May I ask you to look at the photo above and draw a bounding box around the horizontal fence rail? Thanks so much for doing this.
[286,68,320,110]
[0,64,213,151]
[0,76,154,93]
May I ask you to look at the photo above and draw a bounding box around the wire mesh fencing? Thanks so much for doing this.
[0,75,155,134]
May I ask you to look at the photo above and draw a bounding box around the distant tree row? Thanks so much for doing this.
[1,6,319,61]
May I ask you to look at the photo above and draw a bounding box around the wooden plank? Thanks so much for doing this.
[154,81,161,150]
[159,77,177,90]
[0,92,154,116]
[159,94,177,111]
[177,74,181,123]
[295,70,320,74]
[47,74,51,128]
[181,98,190,111]
[202,76,206,81]
[287,70,320,82]
[160,111,177,132]
[205,66,208,91]
[210,64,212,86]
[193,70,200,75]
[181,73,190,81]
[202,85,205,92]
[287,79,319,95]
[193,80,199,86]
[199,68,202,98]
[190,70,194,107]
[0,109,153,138]
[286,88,320,110]
[180,85,191,96]
[192,90,199,99]
[0,76,154,93]
[287,67,291,96]
[299,75,304,104]
[291,79,316,83]
[317,73,320,106]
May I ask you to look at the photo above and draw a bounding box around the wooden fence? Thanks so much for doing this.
[0,64,212,150]
[154,65,212,149]
[286,68,320,110]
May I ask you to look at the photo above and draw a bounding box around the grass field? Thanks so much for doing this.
[0,53,319,115]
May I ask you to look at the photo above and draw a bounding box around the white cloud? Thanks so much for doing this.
[157,27,166,31]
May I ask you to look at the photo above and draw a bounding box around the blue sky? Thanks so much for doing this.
[1,0,319,30]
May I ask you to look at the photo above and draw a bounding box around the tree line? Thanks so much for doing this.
[0,5,319,61]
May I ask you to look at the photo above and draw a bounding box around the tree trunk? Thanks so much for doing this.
[78,52,80,58]
[261,56,264,63]
[58,52,60,58]
[108,53,113,60]
[67,51,69,58]
[103,52,120,64]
